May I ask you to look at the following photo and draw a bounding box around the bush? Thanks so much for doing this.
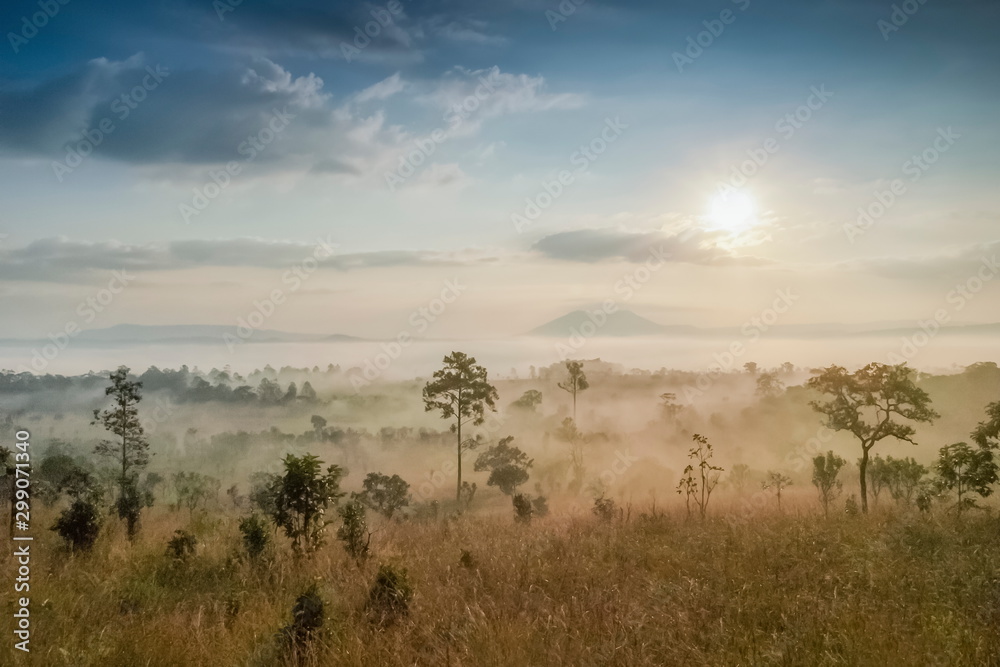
[512,493,533,524]
[593,495,618,522]
[366,565,413,626]
[166,530,197,561]
[280,584,325,650]
[51,498,102,552]
[532,495,550,518]
[239,513,270,561]
[336,499,371,561]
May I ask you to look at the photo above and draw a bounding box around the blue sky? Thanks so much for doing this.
[0,0,998,340]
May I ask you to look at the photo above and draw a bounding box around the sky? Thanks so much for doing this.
[0,0,998,342]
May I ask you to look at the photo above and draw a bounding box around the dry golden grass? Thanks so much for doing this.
[4,503,1000,666]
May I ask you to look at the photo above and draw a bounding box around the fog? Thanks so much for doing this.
[4,342,999,518]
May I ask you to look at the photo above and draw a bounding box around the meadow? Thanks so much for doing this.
[6,501,1000,666]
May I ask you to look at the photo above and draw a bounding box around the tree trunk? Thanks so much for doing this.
[455,416,462,503]
[859,446,870,514]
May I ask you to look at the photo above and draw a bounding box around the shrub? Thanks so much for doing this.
[532,495,550,518]
[593,495,618,522]
[512,493,533,524]
[336,499,371,561]
[239,513,270,561]
[51,498,102,552]
[366,565,413,626]
[280,584,325,650]
[166,530,197,561]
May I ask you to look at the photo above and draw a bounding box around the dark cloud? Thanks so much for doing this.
[0,237,494,281]
[531,228,768,266]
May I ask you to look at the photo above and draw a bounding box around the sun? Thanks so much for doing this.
[707,190,757,231]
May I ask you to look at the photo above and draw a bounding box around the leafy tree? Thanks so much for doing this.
[299,381,318,403]
[265,453,346,556]
[884,456,927,505]
[675,433,723,520]
[812,451,846,517]
[972,401,1000,450]
[422,352,499,502]
[807,363,938,513]
[762,471,792,510]
[358,472,411,519]
[257,378,283,405]
[744,361,759,375]
[92,366,151,539]
[935,442,998,514]
[474,436,533,495]
[558,360,589,421]
[755,372,784,399]
[511,390,543,412]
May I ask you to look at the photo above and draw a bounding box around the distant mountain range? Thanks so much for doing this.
[1,315,999,348]
[525,309,1000,339]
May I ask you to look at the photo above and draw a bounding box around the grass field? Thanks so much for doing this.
[6,501,1000,666]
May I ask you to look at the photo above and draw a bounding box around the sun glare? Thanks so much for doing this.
[708,190,757,231]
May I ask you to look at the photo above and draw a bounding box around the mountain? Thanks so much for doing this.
[528,309,691,337]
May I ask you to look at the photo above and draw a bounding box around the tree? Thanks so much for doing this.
[971,400,1000,450]
[762,471,792,510]
[511,390,543,412]
[935,442,997,514]
[358,472,411,519]
[554,418,586,493]
[50,464,104,552]
[659,392,683,421]
[299,381,318,403]
[257,378,283,404]
[675,433,723,520]
[729,463,751,496]
[265,453,345,555]
[883,456,927,506]
[755,372,784,399]
[744,361,759,375]
[807,363,938,513]
[812,451,846,517]
[92,366,151,539]
[422,352,499,502]
[557,360,589,421]
[866,454,891,506]
[474,436,533,495]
